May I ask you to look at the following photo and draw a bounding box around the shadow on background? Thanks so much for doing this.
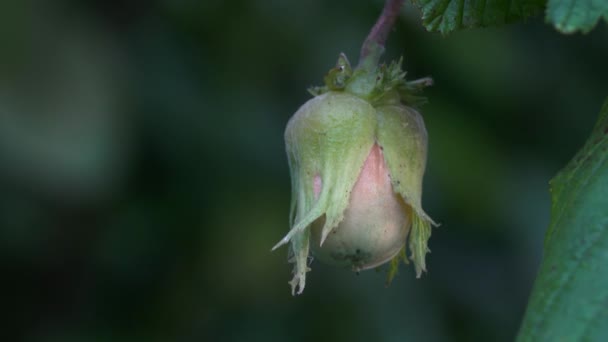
[1,1,608,341]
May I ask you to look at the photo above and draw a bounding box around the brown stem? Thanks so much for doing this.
[358,0,405,69]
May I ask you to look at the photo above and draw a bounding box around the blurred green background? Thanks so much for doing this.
[2,1,608,341]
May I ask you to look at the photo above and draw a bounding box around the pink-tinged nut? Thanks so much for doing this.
[272,54,435,295]
[311,144,411,271]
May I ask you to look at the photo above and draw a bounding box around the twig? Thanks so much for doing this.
[358,0,405,69]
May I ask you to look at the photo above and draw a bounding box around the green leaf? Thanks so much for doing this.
[517,97,608,341]
[546,0,608,33]
[411,0,545,34]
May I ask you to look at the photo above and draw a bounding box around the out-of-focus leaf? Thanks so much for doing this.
[411,0,545,34]
[517,97,608,341]
[546,0,608,33]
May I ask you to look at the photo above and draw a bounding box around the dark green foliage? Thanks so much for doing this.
[518,98,608,340]
[411,0,608,34]
[547,0,608,33]
[411,0,545,34]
